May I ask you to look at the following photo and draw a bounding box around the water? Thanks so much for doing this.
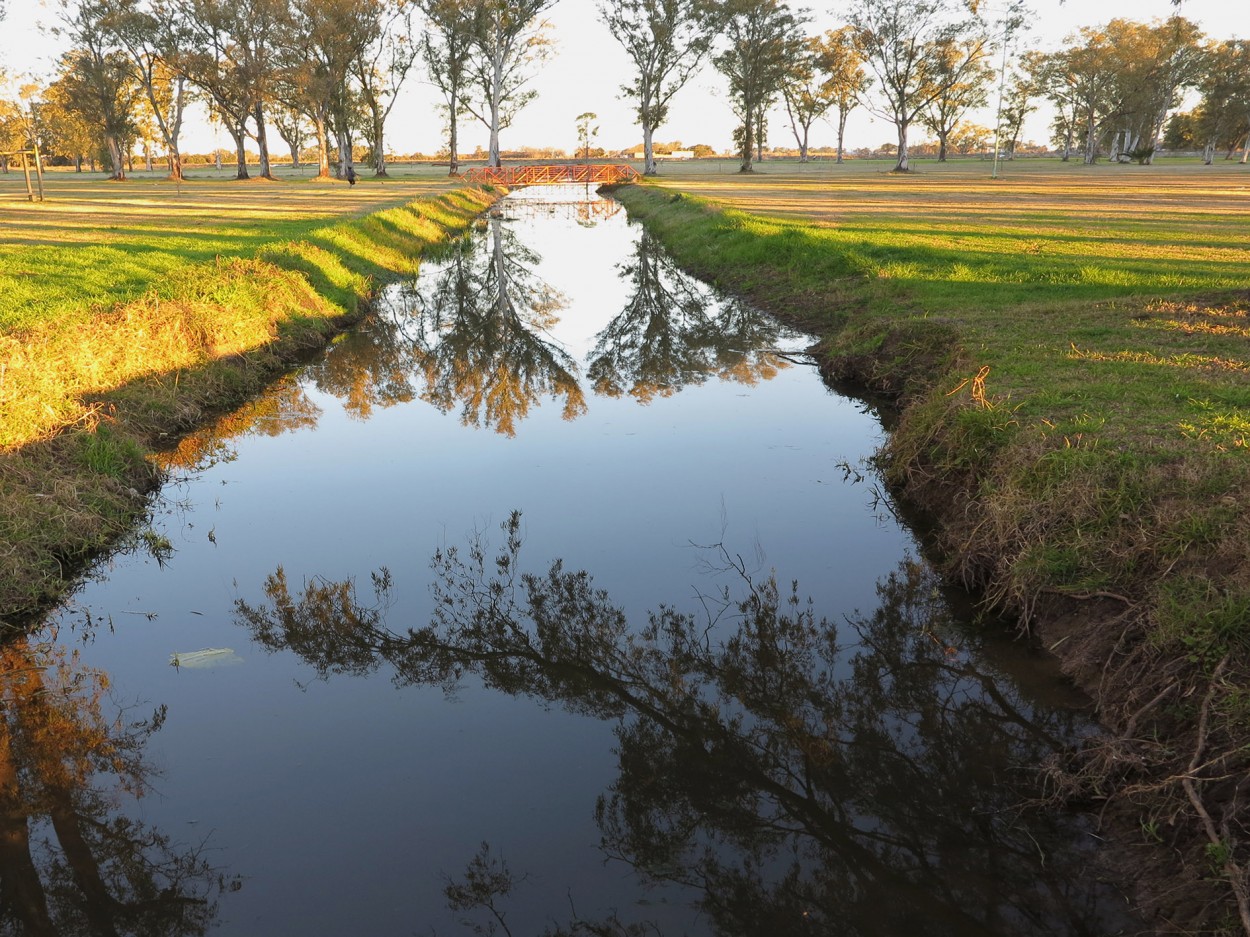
[11,186,1134,936]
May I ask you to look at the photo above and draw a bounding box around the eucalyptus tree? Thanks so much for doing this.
[995,66,1036,160]
[1106,16,1205,163]
[1192,40,1250,164]
[463,0,556,168]
[598,0,713,176]
[815,26,869,163]
[273,105,309,166]
[848,0,987,172]
[353,2,419,176]
[1036,19,1203,166]
[53,0,139,179]
[175,0,289,179]
[98,0,191,179]
[780,32,846,162]
[919,36,992,161]
[421,0,475,175]
[711,0,806,173]
[283,0,383,179]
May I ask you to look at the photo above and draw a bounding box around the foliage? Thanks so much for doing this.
[710,0,806,173]
[849,0,987,172]
[598,0,713,175]
[461,0,557,167]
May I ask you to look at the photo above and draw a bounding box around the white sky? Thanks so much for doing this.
[0,0,1244,156]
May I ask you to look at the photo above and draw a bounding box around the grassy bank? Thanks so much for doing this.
[613,160,1250,934]
[0,172,499,622]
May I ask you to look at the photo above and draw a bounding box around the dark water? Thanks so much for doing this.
[11,186,1134,935]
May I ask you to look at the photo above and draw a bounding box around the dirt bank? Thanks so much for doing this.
[611,182,1250,936]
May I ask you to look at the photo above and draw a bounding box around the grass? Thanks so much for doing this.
[0,164,499,620]
[613,156,1250,933]
[0,162,459,329]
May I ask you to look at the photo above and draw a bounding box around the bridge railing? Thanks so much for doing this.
[461,163,640,187]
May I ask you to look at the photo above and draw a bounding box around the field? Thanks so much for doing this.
[0,162,458,329]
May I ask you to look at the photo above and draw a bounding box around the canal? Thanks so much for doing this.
[16,185,1134,935]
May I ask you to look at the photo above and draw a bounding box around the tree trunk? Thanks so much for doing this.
[487,46,504,168]
[0,728,56,937]
[144,141,153,173]
[314,114,331,178]
[738,114,754,173]
[105,134,126,180]
[448,107,460,175]
[336,128,353,179]
[228,122,249,180]
[167,144,183,181]
[372,113,387,176]
[643,123,657,176]
[253,103,274,179]
[937,129,948,162]
[837,109,848,164]
[894,121,909,172]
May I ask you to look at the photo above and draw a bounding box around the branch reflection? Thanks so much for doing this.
[234,515,1131,936]
[0,637,233,935]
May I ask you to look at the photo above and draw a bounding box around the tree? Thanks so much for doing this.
[463,0,556,168]
[1037,18,1205,166]
[234,521,1130,937]
[99,0,191,179]
[711,0,805,173]
[174,0,283,179]
[598,0,712,176]
[1190,40,1250,164]
[0,638,232,934]
[354,2,418,177]
[819,26,869,164]
[849,0,987,172]
[54,0,141,179]
[281,0,382,181]
[919,36,991,161]
[421,0,475,176]
[575,110,598,160]
[780,36,838,161]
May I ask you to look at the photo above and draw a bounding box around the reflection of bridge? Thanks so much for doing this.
[462,163,640,187]
[493,198,625,223]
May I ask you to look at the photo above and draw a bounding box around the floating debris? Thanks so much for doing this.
[170,648,243,670]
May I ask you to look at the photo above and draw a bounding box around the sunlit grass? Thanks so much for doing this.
[0,163,458,329]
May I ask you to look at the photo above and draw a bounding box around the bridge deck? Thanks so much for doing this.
[461,163,640,187]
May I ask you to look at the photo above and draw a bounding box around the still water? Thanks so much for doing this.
[15,186,1134,935]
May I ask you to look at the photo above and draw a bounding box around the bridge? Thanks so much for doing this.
[461,163,640,187]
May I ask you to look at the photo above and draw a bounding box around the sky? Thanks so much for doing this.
[0,0,1244,157]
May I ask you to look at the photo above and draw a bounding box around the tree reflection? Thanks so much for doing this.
[588,231,789,404]
[155,375,321,473]
[0,637,231,935]
[404,217,585,437]
[234,516,1131,937]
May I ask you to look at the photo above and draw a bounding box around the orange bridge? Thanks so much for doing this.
[461,163,640,187]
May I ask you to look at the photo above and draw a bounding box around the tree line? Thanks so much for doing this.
[1,0,1248,181]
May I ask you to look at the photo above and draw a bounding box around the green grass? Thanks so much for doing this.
[0,162,459,329]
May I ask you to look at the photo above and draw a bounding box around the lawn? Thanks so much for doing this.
[0,162,458,329]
